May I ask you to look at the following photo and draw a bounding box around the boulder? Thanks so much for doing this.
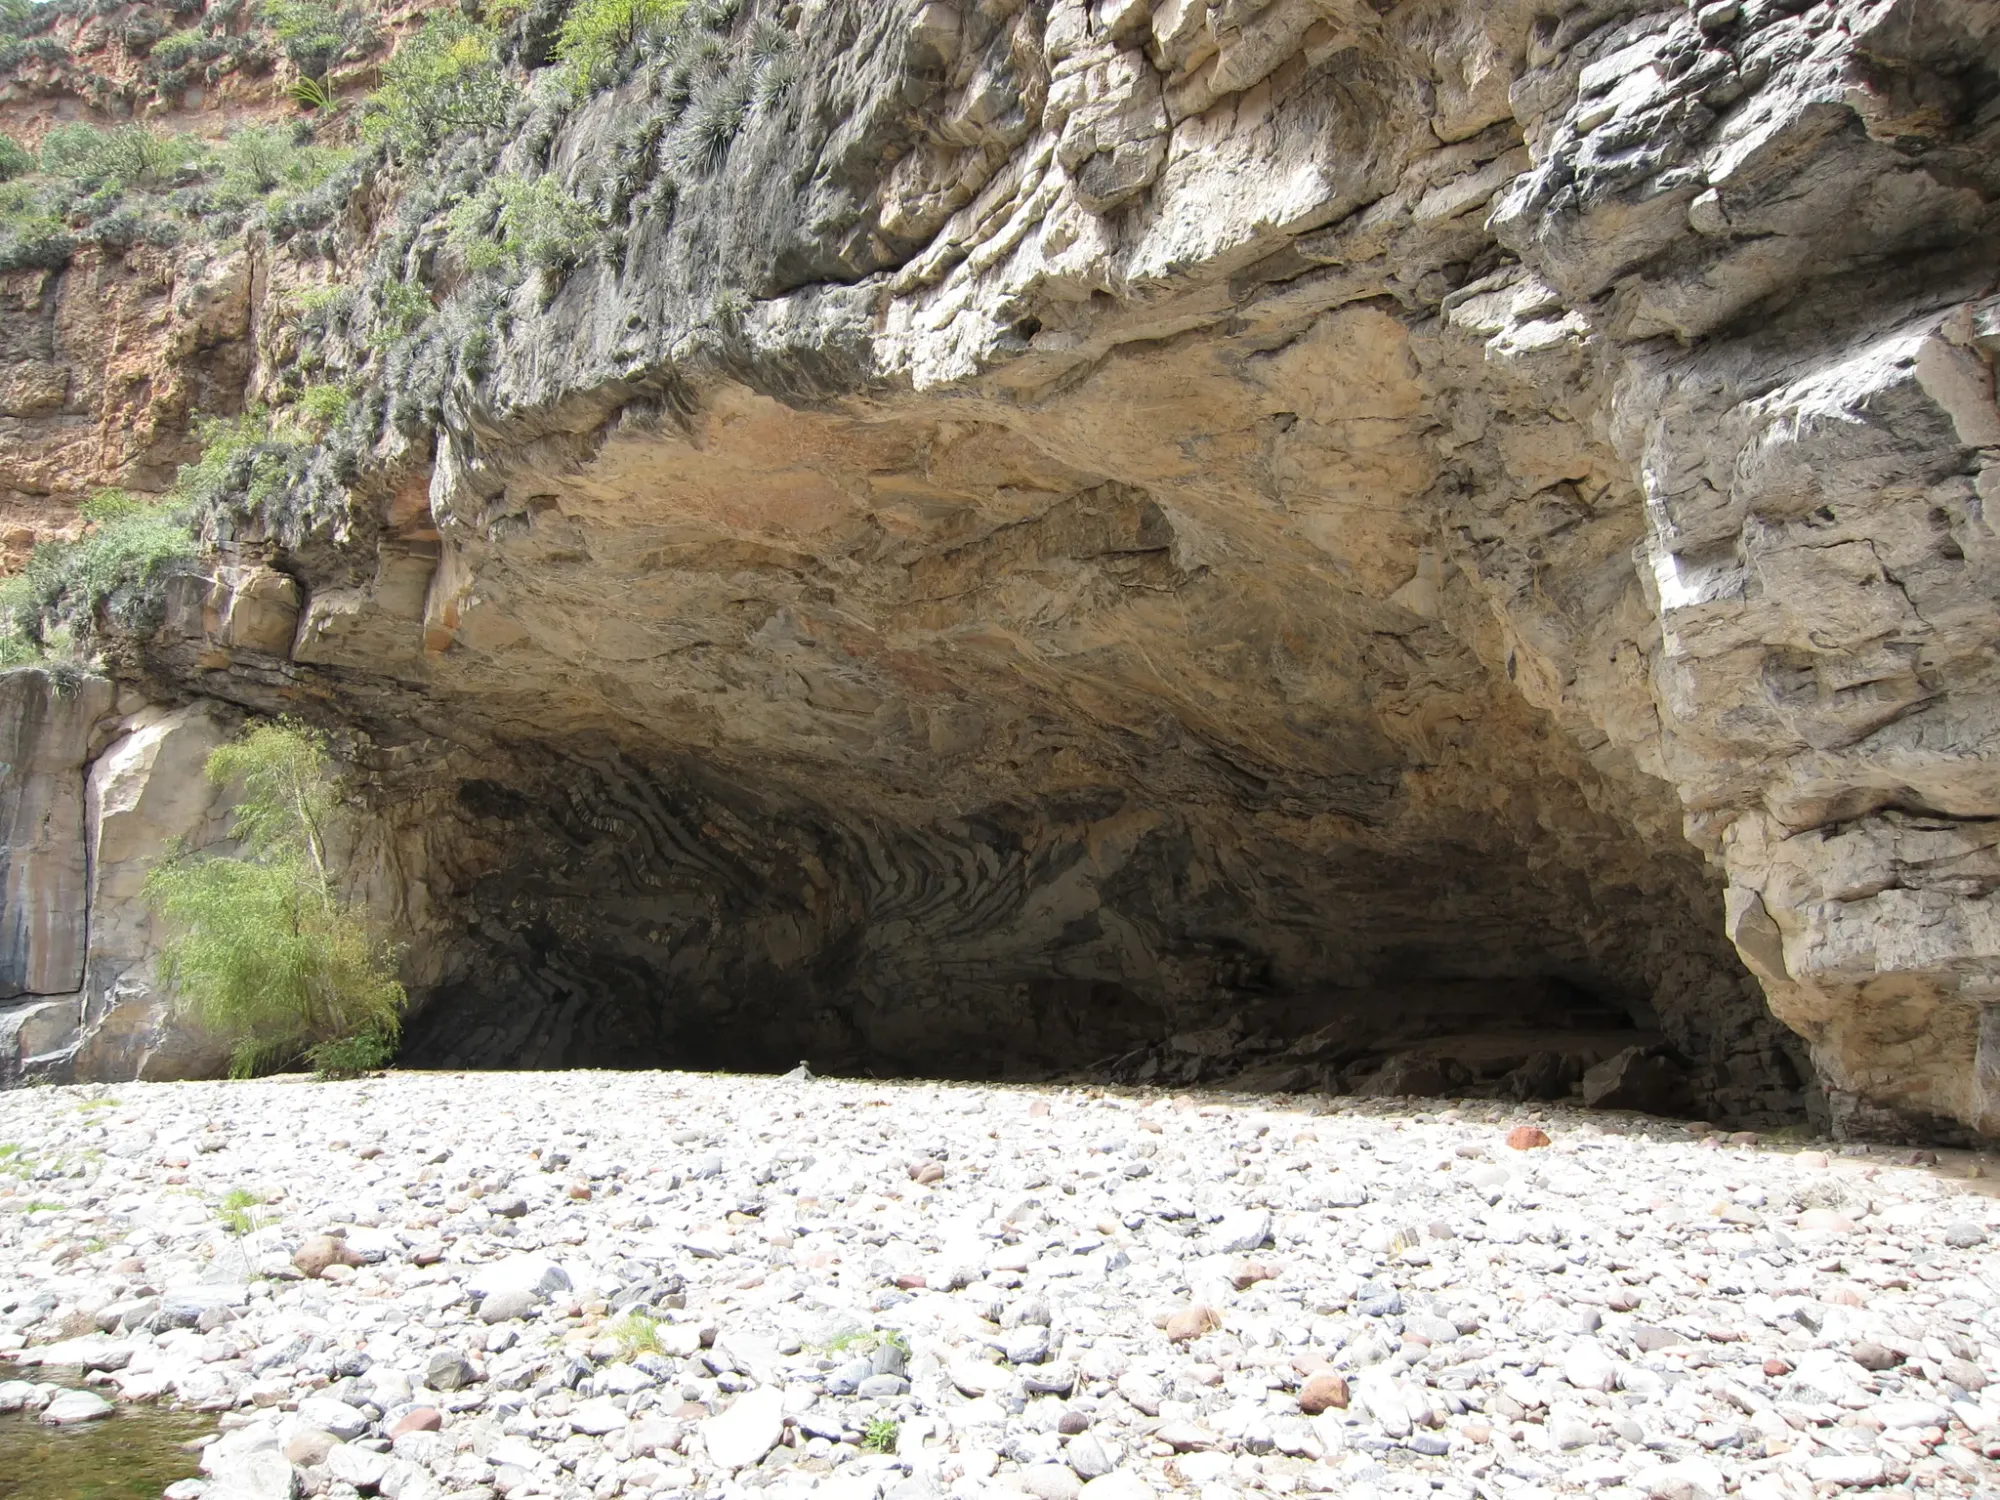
[1581,1048,1695,1117]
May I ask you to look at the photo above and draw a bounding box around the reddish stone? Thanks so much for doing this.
[1230,1260,1281,1291]
[390,1408,442,1436]
[1298,1373,1350,1414]
[1505,1126,1551,1151]
[1165,1305,1222,1343]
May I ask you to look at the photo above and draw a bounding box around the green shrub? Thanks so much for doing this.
[217,126,296,193]
[447,173,598,275]
[0,133,30,181]
[146,720,407,1080]
[370,276,432,345]
[558,0,683,92]
[363,14,511,156]
[149,26,211,71]
[172,409,307,516]
[296,381,349,431]
[216,1186,267,1234]
[0,208,74,271]
[862,1418,898,1455]
[40,124,209,189]
[261,0,376,82]
[289,282,355,333]
[308,1029,393,1079]
[0,490,194,657]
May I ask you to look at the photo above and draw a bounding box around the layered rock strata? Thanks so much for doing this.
[3,0,1999,1136]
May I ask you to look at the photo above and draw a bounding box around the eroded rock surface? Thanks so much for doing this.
[0,669,236,1085]
[3,0,1999,1133]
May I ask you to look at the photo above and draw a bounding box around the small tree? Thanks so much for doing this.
[363,14,512,156]
[145,721,406,1079]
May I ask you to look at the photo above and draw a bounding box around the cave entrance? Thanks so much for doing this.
[386,759,1798,1123]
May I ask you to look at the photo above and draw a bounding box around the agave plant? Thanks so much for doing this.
[671,69,752,175]
[291,74,336,111]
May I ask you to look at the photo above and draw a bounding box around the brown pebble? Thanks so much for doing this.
[1298,1372,1350,1414]
[1506,1126,1551,1151]
[1165,1305,1223,1343]
[1729,1131,1760,1147]
[1230,1260,1281,1291]
[894,1272,928,1290]
[568,1182,592,1201]
[909,1160,946,1185]
[284,1429,337,1465]
[390,1408,442,1436]
[292,1234,363,1280]
[1059,1410,1090,1436]
[1851,1341,1902,1372]
[1764,1358,1793,1377]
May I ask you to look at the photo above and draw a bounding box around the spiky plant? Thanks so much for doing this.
[673,68,752,174]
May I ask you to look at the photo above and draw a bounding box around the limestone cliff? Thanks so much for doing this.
[2,0,1997,1139]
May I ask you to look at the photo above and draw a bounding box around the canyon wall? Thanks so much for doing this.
[3,0,1998,1137]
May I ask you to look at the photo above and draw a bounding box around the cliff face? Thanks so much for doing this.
[3,0,1998,1138]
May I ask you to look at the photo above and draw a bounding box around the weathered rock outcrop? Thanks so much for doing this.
[4,0,1999,1136]
[0,668,236,1083]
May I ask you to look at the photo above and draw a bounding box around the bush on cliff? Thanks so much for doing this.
[363,13,513,156]
[261,0,376,84]
[557,0,682,91]
[0,490,194,664]
[445,172,598,274]
[145,720,407,1080]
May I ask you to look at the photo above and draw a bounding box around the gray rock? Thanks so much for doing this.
[40,1390,113,1425]
[1066,1434,1115,1480]
[424,1353,477,1392]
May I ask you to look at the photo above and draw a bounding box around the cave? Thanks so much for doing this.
[250,367,1814,1119]
[390,736,1792,1118]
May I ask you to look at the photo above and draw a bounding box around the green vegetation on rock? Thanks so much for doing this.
[557,0,683,92]
[0,492,194,667]
[363,13,513,156]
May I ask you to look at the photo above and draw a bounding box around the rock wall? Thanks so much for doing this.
[4,0,1999,1136]
[0,667,237,1084]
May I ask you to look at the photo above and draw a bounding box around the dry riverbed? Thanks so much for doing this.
[2,1073,1998,1500]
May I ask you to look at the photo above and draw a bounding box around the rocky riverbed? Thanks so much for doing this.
[2,1073,1999,1500]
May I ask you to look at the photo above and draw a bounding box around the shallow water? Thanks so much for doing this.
[0,1377,212,1500]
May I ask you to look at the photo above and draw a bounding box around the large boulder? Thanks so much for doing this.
[1581,1048,1696,1118]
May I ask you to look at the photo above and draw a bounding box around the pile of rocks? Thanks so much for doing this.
[1,1072,1997,1500]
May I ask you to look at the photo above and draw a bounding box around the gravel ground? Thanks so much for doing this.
[2,1072,1999,1500]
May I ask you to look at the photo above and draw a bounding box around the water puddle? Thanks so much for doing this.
[0,1373,212,1500]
